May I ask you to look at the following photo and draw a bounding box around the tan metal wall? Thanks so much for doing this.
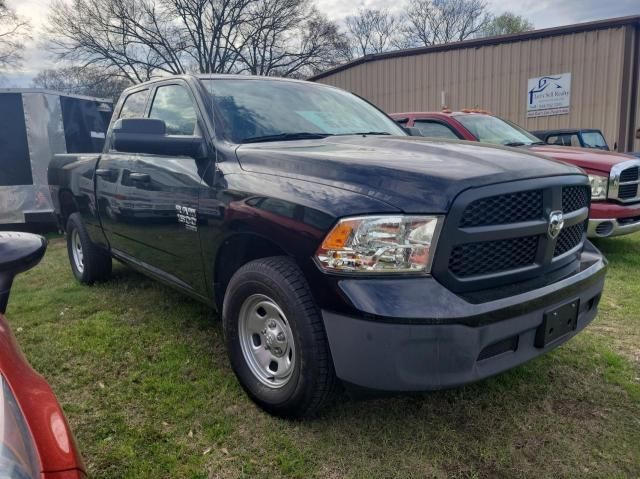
[317,25,637,152]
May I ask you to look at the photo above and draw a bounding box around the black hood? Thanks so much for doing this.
[235,136,584,213]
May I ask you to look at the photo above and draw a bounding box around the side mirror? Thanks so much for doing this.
[111,118,205,158]
[0,232,47,314]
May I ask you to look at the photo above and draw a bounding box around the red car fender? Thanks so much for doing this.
[0,313,85,476]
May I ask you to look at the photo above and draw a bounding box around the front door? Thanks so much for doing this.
[96,88,150,252]
[111,82,210,293]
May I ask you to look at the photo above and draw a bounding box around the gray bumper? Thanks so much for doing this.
[588,217,640,237]
[322,245,606,392]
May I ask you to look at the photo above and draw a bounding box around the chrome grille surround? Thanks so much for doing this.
[608,160,640,203]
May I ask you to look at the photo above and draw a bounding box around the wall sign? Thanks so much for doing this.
[527,73,571,118]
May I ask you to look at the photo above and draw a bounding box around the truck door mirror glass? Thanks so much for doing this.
[112,118,205,159]
[0,232,47,314]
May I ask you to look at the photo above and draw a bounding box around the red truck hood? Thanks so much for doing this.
[529,145,637,174]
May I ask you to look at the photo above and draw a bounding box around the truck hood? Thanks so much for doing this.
[235,136,583,213]
[529,145,638,174]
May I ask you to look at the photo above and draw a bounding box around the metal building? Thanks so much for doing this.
[0,89,113,227]
[310,15,640,153]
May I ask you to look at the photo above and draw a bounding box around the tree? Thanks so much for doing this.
[236,0,350,77]
[345,8,399,57]
[481,13,533,37]
[0,0,31,70]
[401,0,492,47]
[32,66,132,99]
[46,0,347,82]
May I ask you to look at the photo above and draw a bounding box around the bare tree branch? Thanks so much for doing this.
[46,0,347,81]
[401,0,492,47]
[32,65,132,99]
[346,8,399,57]
[0,1,31,70]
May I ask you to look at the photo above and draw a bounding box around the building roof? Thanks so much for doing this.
[309,15,640,81]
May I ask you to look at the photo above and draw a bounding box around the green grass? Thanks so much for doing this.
[6,236,640,478]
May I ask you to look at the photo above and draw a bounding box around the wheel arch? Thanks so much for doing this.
[213,232,290,311]
[58,189,79,231]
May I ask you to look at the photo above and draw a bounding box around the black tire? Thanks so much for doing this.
[66,213,112,284]
[223,257,337,418]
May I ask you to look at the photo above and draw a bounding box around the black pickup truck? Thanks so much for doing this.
[49,75,607,417]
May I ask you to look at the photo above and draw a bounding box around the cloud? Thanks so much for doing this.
[486,0,640,28]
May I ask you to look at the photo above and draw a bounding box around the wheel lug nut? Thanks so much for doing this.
[277,332,285,341]
[268,320,276,329]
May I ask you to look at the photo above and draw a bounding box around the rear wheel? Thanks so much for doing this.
[223,257,336,418]
[66,213,112,284]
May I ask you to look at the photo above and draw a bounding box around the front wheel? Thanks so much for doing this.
[223,257,337,418]
[66,213,112,284]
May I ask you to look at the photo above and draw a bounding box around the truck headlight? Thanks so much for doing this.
[315,215,442,274]
[588,174,608,200]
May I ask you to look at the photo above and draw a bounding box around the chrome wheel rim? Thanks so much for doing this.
[71,230,84,273]
[238,294,296,388]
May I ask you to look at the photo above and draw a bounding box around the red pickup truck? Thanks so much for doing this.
[391,111,640,238]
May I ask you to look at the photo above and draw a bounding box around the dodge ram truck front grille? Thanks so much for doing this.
[554,221,587,257]
[432,177,590,294]
[609,160,640,203]
[619,166,639,183]
[449,236,538,277]
[562,186,590,213]
[460,190,542,227]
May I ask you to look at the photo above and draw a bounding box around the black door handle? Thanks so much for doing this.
[95,168,114,178]
[129,173,150,183]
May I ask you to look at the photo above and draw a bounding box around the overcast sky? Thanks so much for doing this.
[2,0,639,87]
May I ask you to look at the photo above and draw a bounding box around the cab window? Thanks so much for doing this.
[119,90,149,119]
[413,120,460,140]
[149,85,198,135]
[548,134,580,147]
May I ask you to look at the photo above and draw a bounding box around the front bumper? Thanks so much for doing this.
[588,217,640,237]
[588,201,640,237]
[321,242,607,391]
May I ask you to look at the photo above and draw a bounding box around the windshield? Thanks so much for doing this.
[581,131,609,150]
[201,78,405,143]
[455,114,541,146]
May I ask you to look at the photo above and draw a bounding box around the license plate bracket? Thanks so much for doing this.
[535,300,579,348]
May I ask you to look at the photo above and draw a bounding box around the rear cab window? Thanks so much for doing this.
[548,134,580,147]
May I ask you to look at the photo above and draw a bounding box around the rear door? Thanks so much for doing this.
[111,80,209,293]
[96,87,150,251]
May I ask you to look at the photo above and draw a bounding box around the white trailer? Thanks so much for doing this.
[0,89,112,227]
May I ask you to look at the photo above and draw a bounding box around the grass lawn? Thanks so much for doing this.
[6,235,640,478]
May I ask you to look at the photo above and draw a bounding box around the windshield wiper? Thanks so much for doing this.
[335,131,393,136]
[241,132,331,144]
[503,141,526,147]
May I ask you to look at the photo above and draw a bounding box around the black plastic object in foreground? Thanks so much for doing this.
[0,232,47,314]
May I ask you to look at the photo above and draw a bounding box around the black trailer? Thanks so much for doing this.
[0,89,113,228]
